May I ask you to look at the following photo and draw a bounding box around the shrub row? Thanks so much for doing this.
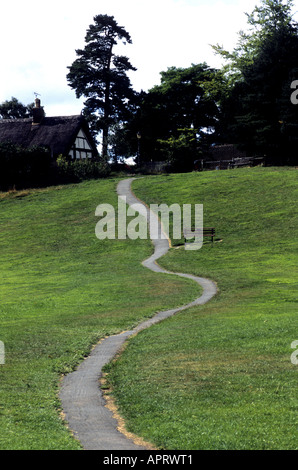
[0,142,52,190]
[0,143,111,190]
[55,155,111,184]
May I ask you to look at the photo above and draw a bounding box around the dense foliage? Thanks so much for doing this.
[1,0,298,184]
[105,1,298,167]
[55,155,111,182]
[0,143,110,191]
[0,142,52,190]
[0,97,33,120]
[130,64,219,170]
[214,0,298,164]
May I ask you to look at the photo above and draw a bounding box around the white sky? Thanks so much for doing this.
[1,0,298,116]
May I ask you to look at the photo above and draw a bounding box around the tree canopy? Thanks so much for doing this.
[120,64,220,170]
[212,0,296,81]
[64,3,298,168]
[212,0,298,164]
[0,97,33,120]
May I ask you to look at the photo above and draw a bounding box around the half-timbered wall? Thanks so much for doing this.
[69,128,93,160]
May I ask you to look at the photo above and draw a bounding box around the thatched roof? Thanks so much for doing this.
[0,114,98,158]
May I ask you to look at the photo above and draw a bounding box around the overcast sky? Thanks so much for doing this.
[1,0,298,116]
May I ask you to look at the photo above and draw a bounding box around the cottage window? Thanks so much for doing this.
[71,128,94,160]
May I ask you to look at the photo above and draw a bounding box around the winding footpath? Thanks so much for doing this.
[59,177,217,450]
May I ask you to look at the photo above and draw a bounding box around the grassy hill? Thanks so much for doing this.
[105,167,298,450]
[0,167,297,450]
[0,179,198,450]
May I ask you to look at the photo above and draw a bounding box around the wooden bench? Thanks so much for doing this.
[183,227,215,244]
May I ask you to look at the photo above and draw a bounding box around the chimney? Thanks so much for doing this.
[32,97,45,125]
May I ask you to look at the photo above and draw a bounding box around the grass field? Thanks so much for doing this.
[104,167,298,450]
[0,179,198,450]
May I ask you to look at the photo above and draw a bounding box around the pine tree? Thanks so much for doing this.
[67,14,136,158]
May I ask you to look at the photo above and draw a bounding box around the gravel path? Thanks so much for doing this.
[59,177,217,450]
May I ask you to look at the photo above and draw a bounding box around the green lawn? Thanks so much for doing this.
[105,167,298,450]
[0,179,198,450]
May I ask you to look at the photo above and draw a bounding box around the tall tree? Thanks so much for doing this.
[212,0,296,83]
[0,97,33,120]
[67,14,136,158]
[213,0,298,163]
[128,64,219,167]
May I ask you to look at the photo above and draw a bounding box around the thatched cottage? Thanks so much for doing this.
[0,98,98,160]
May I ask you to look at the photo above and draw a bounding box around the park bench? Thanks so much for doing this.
[183,227,215,244]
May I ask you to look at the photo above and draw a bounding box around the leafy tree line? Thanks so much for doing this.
[66,14,220,169]
[66,2,298,167]
[1,1,297,176]
[213,0,298,165]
